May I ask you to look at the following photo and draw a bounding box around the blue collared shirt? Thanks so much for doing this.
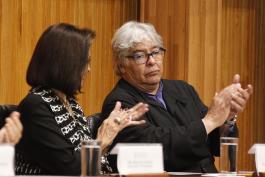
[145,81,167,109]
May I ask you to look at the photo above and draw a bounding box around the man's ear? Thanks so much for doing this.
[118,64,125,74]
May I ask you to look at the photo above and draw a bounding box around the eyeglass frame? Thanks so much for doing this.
[125,47,166,65]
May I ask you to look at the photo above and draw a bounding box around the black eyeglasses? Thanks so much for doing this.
[126,47,166,64]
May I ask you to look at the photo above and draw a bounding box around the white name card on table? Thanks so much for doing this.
[0,144,15,176]
[248,144,265,173]
[110,143,164,175]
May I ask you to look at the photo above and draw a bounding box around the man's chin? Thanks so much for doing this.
[145,77,162,85]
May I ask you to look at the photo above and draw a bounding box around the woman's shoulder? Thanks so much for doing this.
[18,87,54,114]
[19,92,44,107]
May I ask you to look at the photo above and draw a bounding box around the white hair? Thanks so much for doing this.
[111,21,163,76]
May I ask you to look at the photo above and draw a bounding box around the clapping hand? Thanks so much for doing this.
[97,101,149,152]
[203,74,253,134]
[228,74,253,120]
[0,111,23,144]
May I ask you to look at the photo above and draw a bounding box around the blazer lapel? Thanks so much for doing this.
[162,80,190,125]
[119,79,167,110]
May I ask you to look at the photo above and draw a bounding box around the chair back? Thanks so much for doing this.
[87,113,103,139]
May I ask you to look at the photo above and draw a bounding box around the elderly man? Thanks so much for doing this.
[101,21,253,173]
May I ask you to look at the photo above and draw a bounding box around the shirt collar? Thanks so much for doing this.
[145,81,163,97]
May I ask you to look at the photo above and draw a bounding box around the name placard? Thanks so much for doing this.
[111,143,164,175]
[248,144,265,173]
[0,144,15,176]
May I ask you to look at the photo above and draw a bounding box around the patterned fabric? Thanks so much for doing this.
[15,86,112,174]
[15,152,42,175]
[32,87,92,150]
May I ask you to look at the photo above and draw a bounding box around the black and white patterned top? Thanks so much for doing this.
[15,86,112,175]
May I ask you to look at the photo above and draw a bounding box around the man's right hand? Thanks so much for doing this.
[203,82,240,134]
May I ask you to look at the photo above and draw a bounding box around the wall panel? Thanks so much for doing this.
[0,0,139,115]
[220,0,265,171]
[140,0,189,81]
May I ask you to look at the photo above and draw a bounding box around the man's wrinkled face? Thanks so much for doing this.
[120,41,164,90]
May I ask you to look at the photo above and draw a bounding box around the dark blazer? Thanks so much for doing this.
[101,79,220,173]
[15,87,90,175]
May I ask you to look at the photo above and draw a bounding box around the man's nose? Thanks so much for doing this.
[146,55,156,64]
